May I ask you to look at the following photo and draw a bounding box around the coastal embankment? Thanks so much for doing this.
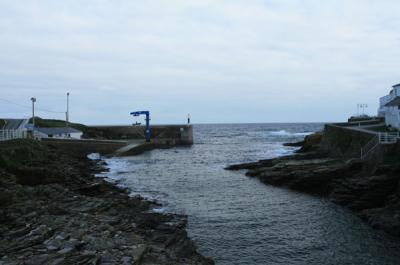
[40,124,194,157]
[227,124,400,236]
[0,139,213,264]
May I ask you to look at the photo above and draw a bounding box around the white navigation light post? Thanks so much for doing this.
[31,97,36,127]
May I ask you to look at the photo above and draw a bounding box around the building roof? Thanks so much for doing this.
[36,127,82,135]
[385,96,400,107]
[1,119,29,130]
[393,83,400,88]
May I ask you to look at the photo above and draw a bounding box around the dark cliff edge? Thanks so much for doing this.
[0,139,213,265]
[226,126,400,237]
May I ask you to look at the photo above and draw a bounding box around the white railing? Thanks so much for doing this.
[378,132,399,144]
[0,129,29,141]
[361,135,379,160]
[361,132,399,160]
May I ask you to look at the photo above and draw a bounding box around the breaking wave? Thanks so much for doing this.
[269,130,313,136]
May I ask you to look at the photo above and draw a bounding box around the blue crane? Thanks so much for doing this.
[130,111,151,142]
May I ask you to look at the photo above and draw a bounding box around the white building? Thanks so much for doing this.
[36,127,83,139]
[1,118,29,130]
[378,83,400,129]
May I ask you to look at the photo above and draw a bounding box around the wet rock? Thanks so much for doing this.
[0,139,212,264]
[283,141,304,147]
[0,189,14,206]
[24,254,50,265]
[15,167,64,186]
[227,146,400,237]
[57,247,74,254]
[121,256,133,264]
[49,257,65,265]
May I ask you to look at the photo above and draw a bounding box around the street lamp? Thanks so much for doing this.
[31,97,36,127]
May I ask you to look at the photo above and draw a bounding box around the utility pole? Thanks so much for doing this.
[66,92,70,127]
[188,113,191,125]
[31,97,36,127]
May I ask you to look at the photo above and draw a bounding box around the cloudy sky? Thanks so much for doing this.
[1,0,399,124]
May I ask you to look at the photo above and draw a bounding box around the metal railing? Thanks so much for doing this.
[0,129,29,141]
[360,135,379,160]
[361,132,399,160]
[378,132,399,144]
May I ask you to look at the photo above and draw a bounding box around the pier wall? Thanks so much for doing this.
[41,125,193,156]
[84,125,193,145]
[321,124,374,158]
[42,138,127,156]
[322,124,399,162]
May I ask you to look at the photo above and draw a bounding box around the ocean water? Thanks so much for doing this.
[98,123,400,265]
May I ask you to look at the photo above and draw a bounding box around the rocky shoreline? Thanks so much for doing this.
[0,139,213,265]
[226,133,400,237]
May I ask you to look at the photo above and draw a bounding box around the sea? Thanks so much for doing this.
[95,123,400,265]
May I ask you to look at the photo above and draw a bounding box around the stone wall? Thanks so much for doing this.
[321,124,375,159]
[84,125,193,145]
[321,124,400,164]
[42,138,127,156]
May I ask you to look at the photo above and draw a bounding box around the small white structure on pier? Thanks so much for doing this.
[378,83,400,129]
[36,127,82,139]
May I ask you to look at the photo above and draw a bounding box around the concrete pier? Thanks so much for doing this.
[84,124,193,145]
[42,138,128,155]
[42,125,194,156]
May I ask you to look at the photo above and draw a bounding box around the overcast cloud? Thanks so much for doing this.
[1,0,400,124]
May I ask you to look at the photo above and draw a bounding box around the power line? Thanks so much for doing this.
[0,97,65,114]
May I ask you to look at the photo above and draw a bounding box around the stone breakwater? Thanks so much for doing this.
[226,133,400,237]
[0,139,213,265]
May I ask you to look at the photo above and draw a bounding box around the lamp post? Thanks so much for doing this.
[31,97,36,127]
[363,104,368,115]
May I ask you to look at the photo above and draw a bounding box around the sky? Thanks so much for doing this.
[1,0,400,125]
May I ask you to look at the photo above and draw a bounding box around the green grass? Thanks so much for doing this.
[0,139,50,171]
[29,117,88,132]
[368,125,399,133]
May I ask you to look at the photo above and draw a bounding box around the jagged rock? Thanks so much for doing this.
[283,141,304,147]
[121,256,133,265]
[227,136,400,237]
[0,139,213,264]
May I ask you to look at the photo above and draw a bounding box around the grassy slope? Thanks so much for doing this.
[29,117,88,132]
[0,139,50,171]
[368,125,399,133]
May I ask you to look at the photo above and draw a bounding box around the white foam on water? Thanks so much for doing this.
[293,132,314,136]
[87,153,101,160]
[93,157,132,186]
[151,207,167,213]
[269,130,313,136]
